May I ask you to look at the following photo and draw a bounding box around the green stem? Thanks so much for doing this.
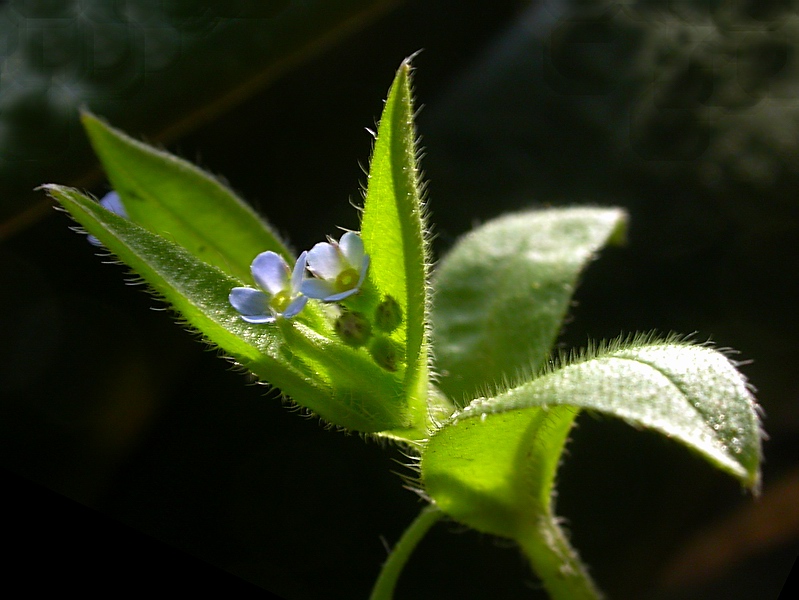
[517,514,603,600]
[369,505,443,600]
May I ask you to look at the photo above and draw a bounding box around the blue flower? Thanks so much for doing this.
[301,232,369,302]
[229,251,309,323]
[88,191,127,246]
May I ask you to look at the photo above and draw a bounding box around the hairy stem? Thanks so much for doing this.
[369,504,443,600]
[517,513,603,600]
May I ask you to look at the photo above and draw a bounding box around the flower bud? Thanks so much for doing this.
[369,336,403,372]
[375,295,402,333]
[334,311,372,347]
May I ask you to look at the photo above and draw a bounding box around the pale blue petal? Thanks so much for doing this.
[290,251,308,293]
[88,191,127,246]
[301,278,336,299]
[306,242,343,279]
[229,287,270,317]
[339,232,365,268]
[321,288,359,302]
[100,191,127,218]
[251,251,289,295]
[282,295,309,318]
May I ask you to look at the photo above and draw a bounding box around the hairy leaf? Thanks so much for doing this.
[46,184,408,432]
[421,337,761,597]
[361,59,432,435]
[82,112,288,283]
[424,338,761,533]
[432,207,627,404]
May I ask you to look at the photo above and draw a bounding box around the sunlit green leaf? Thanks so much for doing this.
[432,207,627,405]
[421,337,762,597]
[423,404,577,538]
[45,184,408,432]
[81,112,289,283]
[423,338,762,531]
[361,59,432,435]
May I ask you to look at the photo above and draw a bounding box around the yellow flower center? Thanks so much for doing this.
[270,290,292,313]
[335,267,359,292]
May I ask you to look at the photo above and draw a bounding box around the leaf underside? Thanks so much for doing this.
[422,337,762,542]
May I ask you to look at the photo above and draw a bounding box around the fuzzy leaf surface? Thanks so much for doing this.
[46,185,407,432]
[422,339,763,541]
[82,112,288,283]
[432,207,627,405]
[361,59,431,435]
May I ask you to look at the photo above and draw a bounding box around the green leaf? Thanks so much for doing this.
[423,404,577,539]
[421,337,762,598]
[431,207,627,405]
[361,59,431,434]
[45,184,408,432]
[423,404,598,599]
[81,111,289,283]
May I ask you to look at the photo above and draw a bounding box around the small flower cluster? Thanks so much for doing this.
[229,232,369,324]
[230,233,405,371]
[89,192,400,370]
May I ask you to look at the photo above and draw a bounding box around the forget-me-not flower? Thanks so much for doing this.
[229,251,309,323]
[301,232,369,302]
[88,191,126,246]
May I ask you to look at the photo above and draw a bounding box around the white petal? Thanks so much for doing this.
[356,255,370,287]
[251,251,290,295]
[306,242,343,279]
[339,232,365,268]
[240,313,276,324]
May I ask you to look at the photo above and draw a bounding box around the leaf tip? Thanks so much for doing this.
[401,50,423,70]
[608,208,629,246]
[79,109,102,127]
[38,183,71,205]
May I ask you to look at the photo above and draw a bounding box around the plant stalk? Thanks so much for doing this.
[517,513,603,600]
[369,504,443,600]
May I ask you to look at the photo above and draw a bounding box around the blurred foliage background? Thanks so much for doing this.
[1,0,797,598]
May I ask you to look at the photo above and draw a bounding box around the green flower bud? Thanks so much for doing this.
[375,295,402,333]
[369,336,403,372]
[334,311,372,347]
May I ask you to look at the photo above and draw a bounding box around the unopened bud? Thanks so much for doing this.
[369,336,403,372]
[375,295,402,333]
[334,311,372,347]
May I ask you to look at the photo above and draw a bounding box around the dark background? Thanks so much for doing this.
[1,1,797,598]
